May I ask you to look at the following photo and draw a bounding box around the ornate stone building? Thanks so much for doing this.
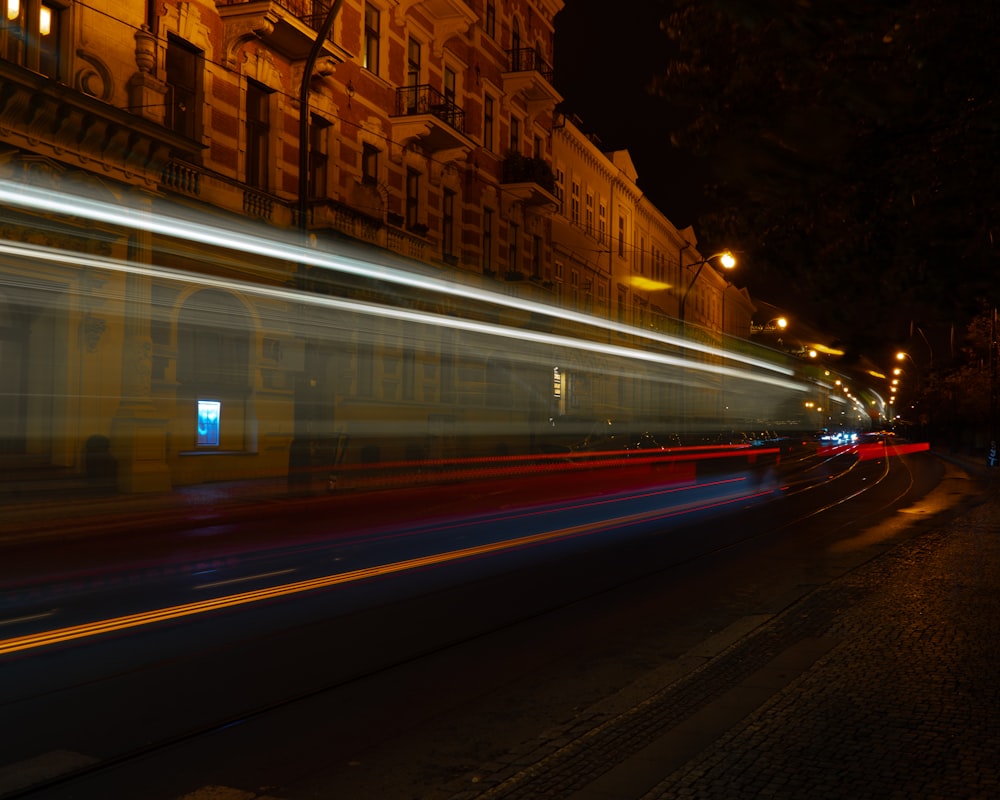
[0,0,753,490]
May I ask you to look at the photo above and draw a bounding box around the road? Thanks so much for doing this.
[0,444,977,799]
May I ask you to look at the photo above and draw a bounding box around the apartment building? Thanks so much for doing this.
[0,0,750,490]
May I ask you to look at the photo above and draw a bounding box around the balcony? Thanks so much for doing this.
[391,85,475,158]
[0,59,200,188]
[393,0,476,57]
[216,0,351,65]
[503,47,562,119]
[500,153,559,209]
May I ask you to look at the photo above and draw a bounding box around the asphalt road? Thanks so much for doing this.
[0,447,973,799]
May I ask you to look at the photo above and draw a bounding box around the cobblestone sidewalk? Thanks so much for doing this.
[447,461,1000,799]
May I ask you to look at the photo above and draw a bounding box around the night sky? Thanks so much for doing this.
[552,1,1000,366]
[553,1,710,229]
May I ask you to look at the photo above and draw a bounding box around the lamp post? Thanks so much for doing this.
[678,250,736,325]
[298,0,345,237]
[750,316,788,335]
[291,0,345,493]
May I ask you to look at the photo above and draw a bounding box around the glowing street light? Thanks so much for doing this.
[678,250,737,324]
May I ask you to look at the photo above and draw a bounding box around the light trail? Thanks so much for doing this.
[0,237,808,392]
[0,179,794,376]
[0,479,770,657]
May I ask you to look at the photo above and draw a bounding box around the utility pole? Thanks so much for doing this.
[989,307,998,467]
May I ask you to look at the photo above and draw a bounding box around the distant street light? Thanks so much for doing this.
[678,250,736,324]
[750,316,788,334]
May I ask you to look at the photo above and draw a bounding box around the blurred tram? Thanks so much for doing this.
[0,181,869,492]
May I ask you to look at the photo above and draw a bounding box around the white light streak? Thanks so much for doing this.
[0,237,808,393]
[0,180,794,377]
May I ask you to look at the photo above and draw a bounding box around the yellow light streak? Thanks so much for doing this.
[0,479,759,657]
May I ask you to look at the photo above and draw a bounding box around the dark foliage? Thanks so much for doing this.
[648,0,1000,356]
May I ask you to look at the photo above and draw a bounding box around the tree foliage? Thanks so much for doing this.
[652,0,1000,358]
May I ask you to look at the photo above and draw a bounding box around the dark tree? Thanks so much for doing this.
[652,0,1000,357]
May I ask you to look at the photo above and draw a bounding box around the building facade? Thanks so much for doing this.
[1,0,754,491]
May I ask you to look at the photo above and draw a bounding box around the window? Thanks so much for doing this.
[363,3,380,74]
[617,287,628,323]
[618,215,625,258]
[405,168,420,229]
[308,115,331,199]
[483,94,494,151]
[638,234,645,273]
[485,0,495,38]
[362,143,379,186]
[245,79,271,190]
[401,336,415,401]
[508,222,519,273]
[166,36,201,141]
[2,0,64,79]
[357,341,374,397]
[482,207,493,273]
[570,181,580,226]
[444,66,456,105]
[196,400,221,447]
[598,200,607,245]
[554,168,565,215]
[442,189,455,261]
[407,37,421,87]
[405,37,421,113]
[533,134,543,159]
[509,115,520,155]
[585,192,594,236]
[512,16,521,57]
[531,234,542,278]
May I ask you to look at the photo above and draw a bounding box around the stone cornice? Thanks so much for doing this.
[0,61,202,187]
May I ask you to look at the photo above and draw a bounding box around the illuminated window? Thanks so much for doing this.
[196,400,221,447]
[2,0,64,78]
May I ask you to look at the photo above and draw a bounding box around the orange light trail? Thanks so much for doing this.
[0,478,764,656]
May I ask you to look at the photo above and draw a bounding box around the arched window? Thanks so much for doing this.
[177,290,253,450]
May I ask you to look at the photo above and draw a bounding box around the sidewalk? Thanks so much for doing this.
[438,449,1000,799]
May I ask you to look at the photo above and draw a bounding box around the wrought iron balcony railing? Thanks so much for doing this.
[506,47,555,82]
[394,84,466,134]
[216,0,337,41]
[501,152,556,193]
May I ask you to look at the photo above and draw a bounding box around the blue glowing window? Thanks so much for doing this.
[197,400,221,447]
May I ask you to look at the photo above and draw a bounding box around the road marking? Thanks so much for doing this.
[0,483,770,657]
[0,610,56,628]
[194,569,296,591]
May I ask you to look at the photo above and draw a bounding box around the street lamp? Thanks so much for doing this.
[678,250,736,324]
[298,0,345,235]
[750,316,788,334]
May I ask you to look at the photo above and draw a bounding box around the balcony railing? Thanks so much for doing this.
[216,0,338,43]
[501,153,556,193]
[394,84,466,134]
[506,47,555,82]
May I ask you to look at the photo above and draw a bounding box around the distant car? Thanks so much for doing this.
[623,432,670,452]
